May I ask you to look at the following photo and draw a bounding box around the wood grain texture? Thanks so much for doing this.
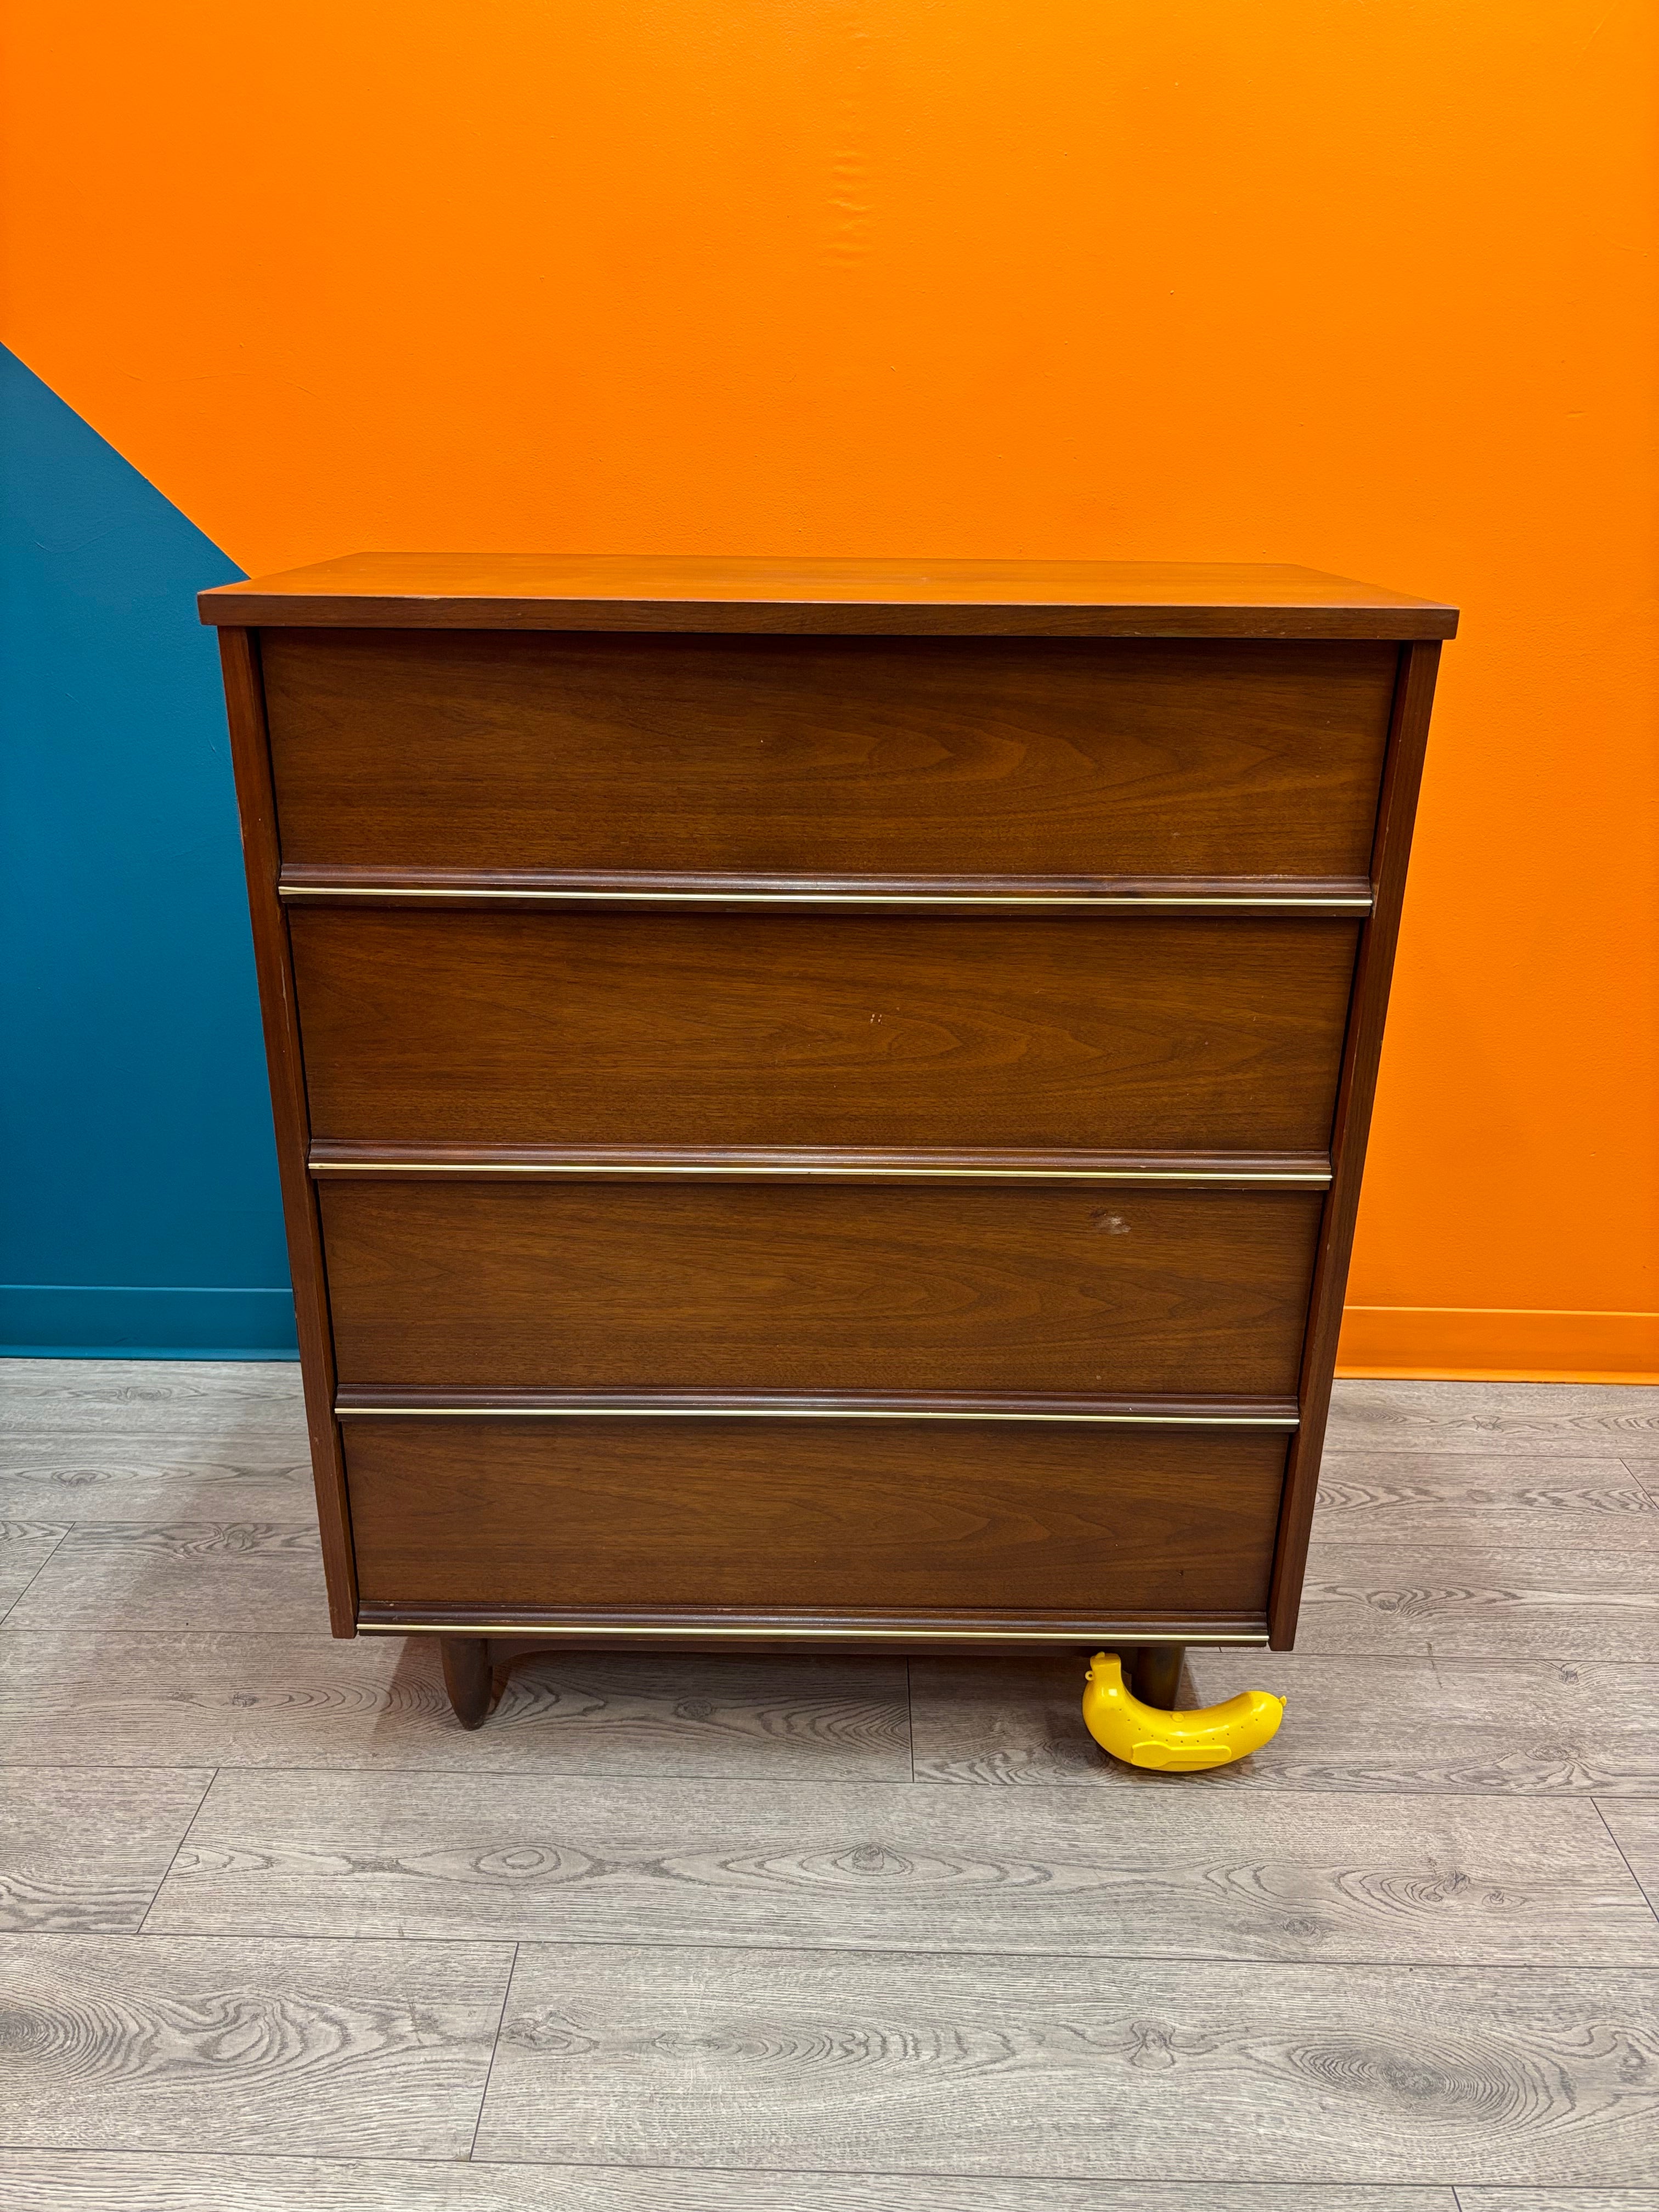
[0,1360,305,1439]
[216,631,356,1637]
[1295,1544,1659,1660]
[320,1180,1323,1396]
[149,1767,1659,1966]
[290,907,1359,1153]
[910,1652,1659,1796]
[1314,1455,1659,1547]
[262,630,1397,879]
[0,1630,911,1779]
[198,552,1460,637]
[0,1769,211,1932]
[1327,1383,1659,1461]
[0,1454,312,1526]
[2,1522,327,1634]
[3,1363,1656,2196]
[343,1419,1285,1616]
[0,1933,510,2154]
[1269,641,1439,1648]
[1458,2196,1659,2212]
[476,1945,1658,2182]
[221,558,1438,1662]
[0,2152,1465,2211]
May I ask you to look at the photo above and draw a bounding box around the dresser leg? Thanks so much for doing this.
[441,1636,494,1729]
[1131,1645,1186,1711]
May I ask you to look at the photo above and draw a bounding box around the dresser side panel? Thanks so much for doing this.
[217,626,356,1634]
[1268,641,1442,1645]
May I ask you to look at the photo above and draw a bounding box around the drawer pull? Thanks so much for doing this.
[335,1388,1299,1427]
[279,867,1374,916]
[356,1613,1273,1647]
[309,1142,1333,1188]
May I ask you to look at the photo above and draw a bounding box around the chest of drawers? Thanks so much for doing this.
[202,555,1454,1727]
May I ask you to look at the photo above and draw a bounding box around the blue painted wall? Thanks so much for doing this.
[1,345,296,1355]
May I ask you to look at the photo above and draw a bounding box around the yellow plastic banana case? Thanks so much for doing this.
[1081,1652,1285,1771]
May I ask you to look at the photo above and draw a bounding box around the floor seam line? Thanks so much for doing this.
[1592,1795,1659,1932]
[9,1762,1659,1802]
[467,1941,519,2163]
[13,1624,1659,1661]
[18,1929,1652,1972]
[0,2143,1481,2185]
[134,1765,222,1935]
[88,1934,1659,1970]
[0,1521,75,1628]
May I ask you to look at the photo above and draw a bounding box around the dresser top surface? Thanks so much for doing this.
[200,553,1457,640]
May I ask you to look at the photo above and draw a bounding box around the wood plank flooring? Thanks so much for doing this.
[0,1933,510,2153]
[476,1947,1658,2183]
[144,1769,1659,1963]
[0,2154,1473,2211]
[1,1359,1657,2208]
[0,1770,212,1931]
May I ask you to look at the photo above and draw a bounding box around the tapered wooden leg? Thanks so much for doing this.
[1132,1644,1186,1711]
[441,1635,493,1729]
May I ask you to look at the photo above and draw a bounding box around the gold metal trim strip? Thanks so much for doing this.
[357,1620,1271,1645]
[336,1404,1299,1427]
[309,1159,1331,1187]
[280,885,1373,912]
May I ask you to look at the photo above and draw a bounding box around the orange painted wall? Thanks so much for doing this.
[2,2,1655,1375]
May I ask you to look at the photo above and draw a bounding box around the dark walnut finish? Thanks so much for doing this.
[262,630,1397,881]
[288,907,1362,1154]
[203,554,1452,1725]
[200,551,1459,639]
[342,1418,1288,1618]
[319,1179,1324,1397]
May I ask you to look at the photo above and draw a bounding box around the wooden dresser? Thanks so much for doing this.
[202,555,1455,1727]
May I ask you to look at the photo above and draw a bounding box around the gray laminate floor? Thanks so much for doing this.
[3,1360,1658,2210]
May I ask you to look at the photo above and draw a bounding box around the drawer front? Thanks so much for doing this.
[291,909,1358,1152]
[263,629,1397,880]
[320,1181,1323,1396]
[343,1417,1286,1615]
